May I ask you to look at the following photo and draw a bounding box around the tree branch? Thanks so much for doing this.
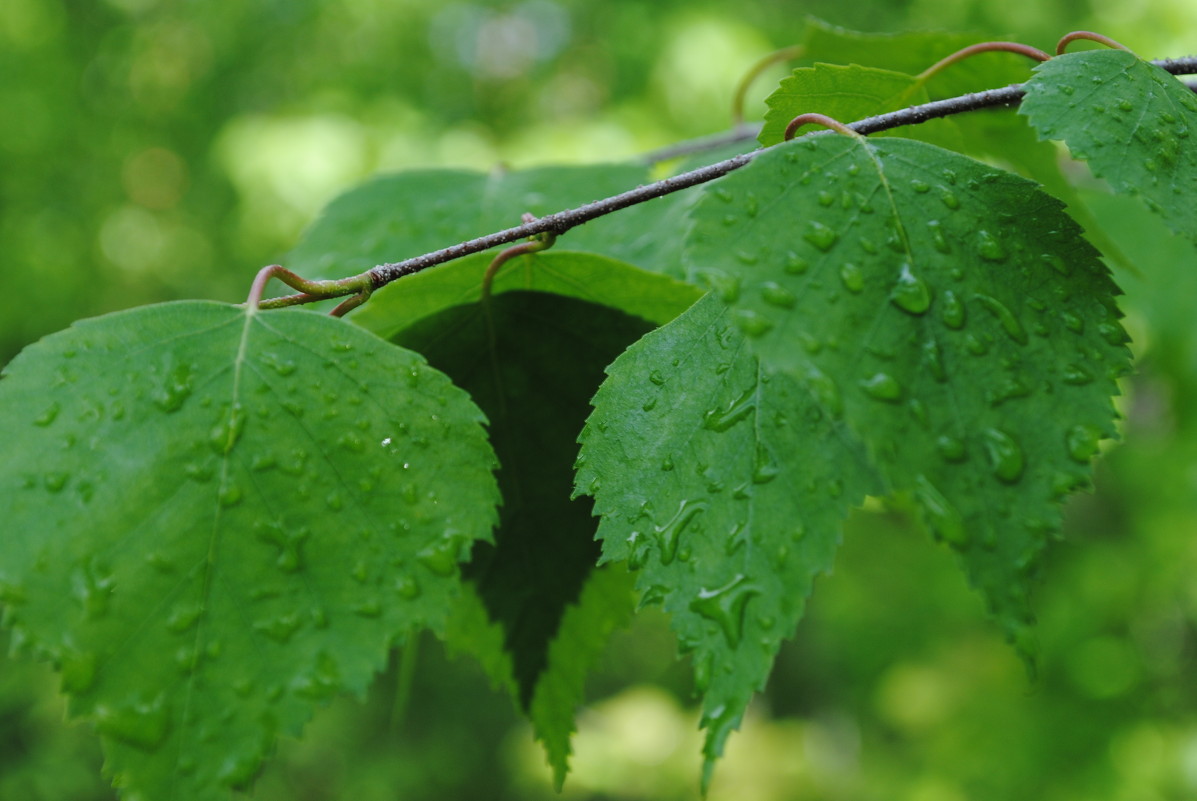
[258,55,1197,309]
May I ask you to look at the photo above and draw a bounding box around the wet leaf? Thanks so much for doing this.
[1021,50,1197,243]
[577,293,881,788]
[684,135,1128,655]
[0,301,498,800]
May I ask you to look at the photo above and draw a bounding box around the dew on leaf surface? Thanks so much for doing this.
[940,290,965,329]
[935,434,967,463]
[803,221,839,252]
[974,294,1028,345]
[890,263,931,315]
[839,262,864,293]
[982,428,1026,484]
[733,309,774,338]
[976,230,1009,262]
[1066,424,1103,463]
[702,386,756,432]
[94,694,169,751]
[417,538,460,577]
[860,373,903,403]
[34,402,61,427]
[688,574,760,647]
[654,499,707,565]
[914,474,968,546]
[760,282,797,309]
[60,649,99,694]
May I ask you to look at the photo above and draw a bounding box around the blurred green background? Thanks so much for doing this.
[3,1,1197,799]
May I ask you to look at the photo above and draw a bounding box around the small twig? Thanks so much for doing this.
[784,112,861,141]
[917,41,1052,82]
[1057,31,1135,56]
[731,45,806,125]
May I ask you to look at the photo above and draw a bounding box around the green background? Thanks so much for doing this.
[3,1,1197,799]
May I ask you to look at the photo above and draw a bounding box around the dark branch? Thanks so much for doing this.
[262,55,1197,304]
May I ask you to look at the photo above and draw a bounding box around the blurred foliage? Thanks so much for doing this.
[3,0,1197,799]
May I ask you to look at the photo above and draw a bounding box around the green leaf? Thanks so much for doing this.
[0,302,499,800]
[1020,50,1197,244]
[351,250,702,341]
[759,64,937,147]
[799,16,982,76]
[527,565,636,789]
[685,135,1129,654]
[397,291,652,782]
[576,293,881,789]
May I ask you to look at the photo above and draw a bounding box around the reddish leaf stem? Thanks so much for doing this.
[917,41,1052,82]
[783,112,860,141]
[1056,31,1135,56]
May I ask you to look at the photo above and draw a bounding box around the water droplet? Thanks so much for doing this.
[703,386,756,432]
[839,263,864,293]
[938,188,960,209]
[261,352,297,376]
[209,404,246,455]
[1066,424,1102,463]
[661,456,675,472]
[965,333,990,355]
[890,263,931,315]
[910,178,930,193]
[1061,312,1084,333]
[752,443,779,484]
[95,694,169,751]
[292,652,341,700]
[34,402,61,427]
[166,603,204,633]
[1098,322,1127,347]
[935,435,967,462]
[254,612,302,643]
[395,575,421,600]
[860,373,903,403]
[152,360,195,413]
[655,500,707,565]
[760,282,797,309]
[353,599,382,617]
[922,339,947,382]
[338,432,365,453]
[805,367,843,418]
[914,474,968,546]
[1043,253,1071,276]
[974,294,1028,344]
[72,560,113,619]
[803,221,839,252]
[649,370,666,386]
[818,190,834,207]
[217,752,260,789]
[689,574,760,647]
[976,230,1008,262]
[940,290,965,329]
[700,269,741,303]
[44,471,69,493]
[982,428,1025,484]
[641,396,658,412]
[733,309,773,338]
[60,650,99,694]
[417,538,460,577]
[986,376,1031,406]
[1062,363,1094,385]
[785,252,809,274]
[219,484,242,508]
[254,522,309,573]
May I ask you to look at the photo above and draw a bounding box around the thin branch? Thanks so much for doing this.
[259,54,1197,310]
